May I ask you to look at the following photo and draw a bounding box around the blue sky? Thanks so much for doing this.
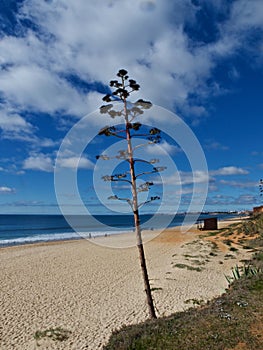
[0,0,262,214]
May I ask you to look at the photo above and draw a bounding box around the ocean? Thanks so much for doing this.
[0,213,237,247]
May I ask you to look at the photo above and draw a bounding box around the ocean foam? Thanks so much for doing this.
[0,230,132,247]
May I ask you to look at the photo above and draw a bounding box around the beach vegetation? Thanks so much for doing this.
[151,287,163,292]
[34,327,71,345]
[225,264,261,286]
[224,254,236,259]
[103,272,263,350]
[184,298,205,306]
[209,251,217,256]
[254,251,263,261]
[223,239,233,246]
[103,214,263,350]
[259,179,263,200]
[97,69,167,319]
[173,263,203,272]
[229,246,238,252]
[183,253,203,258]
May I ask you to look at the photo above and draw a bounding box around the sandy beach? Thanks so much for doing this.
[0,220,254,349]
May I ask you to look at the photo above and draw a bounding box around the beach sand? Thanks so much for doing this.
[0,220,254,349]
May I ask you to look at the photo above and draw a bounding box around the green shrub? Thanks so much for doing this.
[34,327,71,344]
[225,265,261,286]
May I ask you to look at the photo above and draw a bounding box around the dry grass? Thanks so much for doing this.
[103,214,263,350]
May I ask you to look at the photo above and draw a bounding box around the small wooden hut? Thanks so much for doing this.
[203,217,218,230]
[197,217,218,231]
[253,205,263,214]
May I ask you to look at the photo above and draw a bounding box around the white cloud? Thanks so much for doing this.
[23,154,54,172]
[146,140,181,155]
[0,65,88,116]
[213,0,263,63]
[233,194,258,205]
[211,166,249,176]
[219,180,257,188]
[0,186,15,194]
[0,110,33,133]
[0,108,59,148]
[0,33,47,67]
[205,193,258,207]
[204,140,229,151]
[228,66,240,81]
[227,0,263,32]
[0,0,251,124]
[157,170,209,186]
[0,0,262,163]
[5,200,46,207]
[181,170,210,185]
[37,138,59,148]
[57,156,94,169]
[85,91,105,115]
[157,165,249,188]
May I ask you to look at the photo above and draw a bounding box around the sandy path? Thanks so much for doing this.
[0,222,253,349]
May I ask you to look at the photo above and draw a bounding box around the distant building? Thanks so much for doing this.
[253,205,263,214]
[203,217,218,230]
[197,217,218,230]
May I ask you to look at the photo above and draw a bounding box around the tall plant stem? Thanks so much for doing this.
[122,81,157,319]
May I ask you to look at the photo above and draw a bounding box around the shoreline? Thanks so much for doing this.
[0,215,247,250]
[0,218,253,349]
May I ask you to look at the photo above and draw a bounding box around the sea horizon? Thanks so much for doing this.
[0,212,241,247]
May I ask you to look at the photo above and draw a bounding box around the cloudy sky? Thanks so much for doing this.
[0,0,262,214]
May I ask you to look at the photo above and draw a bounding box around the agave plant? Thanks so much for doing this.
[225,264,261,286]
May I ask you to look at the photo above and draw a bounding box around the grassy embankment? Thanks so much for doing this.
[104,214,263,350]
